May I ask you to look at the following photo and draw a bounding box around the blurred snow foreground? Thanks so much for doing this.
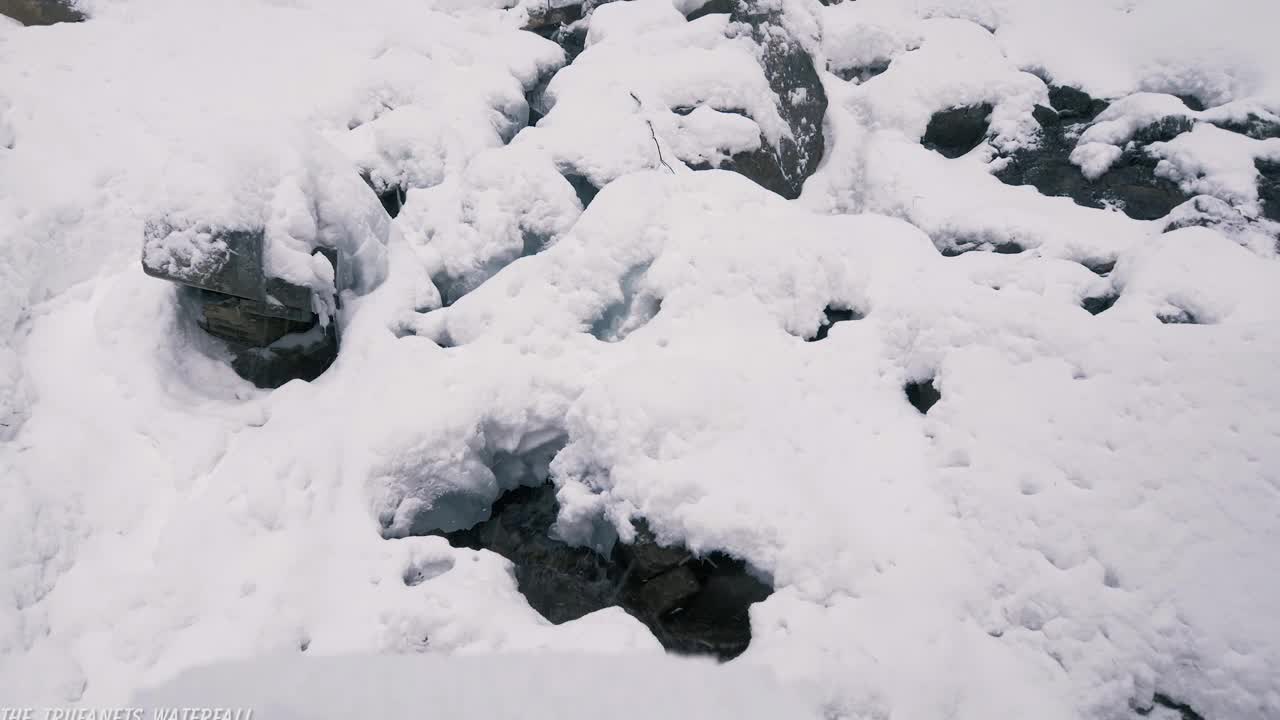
[1,0,1280,717]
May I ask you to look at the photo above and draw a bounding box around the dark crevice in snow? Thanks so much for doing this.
[905,378,941,415]
[936,235,1025,257]
[377,185,407,219]
[1133,693,1206,720]
[563,172,599,208]
[441,482,773,660]
[806,306,863,342]
[995,86,1192,221]
[0,0,85,25]
[590,263,660,342]
[1173,94,1206,112]
[361,172,407,219]
[1080,258,1117,277]
[1081,292,1119,316]
[1157,307,1198,325]
[922,104,993,159]
[402,557,455,586]
[832,60,891,84]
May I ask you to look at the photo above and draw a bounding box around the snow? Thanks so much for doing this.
[2,0,1280,718]
[134,653,817,720]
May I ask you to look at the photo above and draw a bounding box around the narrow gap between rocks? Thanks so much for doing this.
[806,305,863,342]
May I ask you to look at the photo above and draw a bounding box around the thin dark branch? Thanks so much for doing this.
[630,91,674,174]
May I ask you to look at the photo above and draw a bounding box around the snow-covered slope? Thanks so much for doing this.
[1,0,1278,718]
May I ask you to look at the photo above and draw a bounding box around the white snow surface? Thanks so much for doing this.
[133,652,818,720]
[1,0,1279,719]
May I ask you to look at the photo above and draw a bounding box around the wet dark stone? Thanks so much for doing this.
[1082,292,1118,315]
[922,104,993,159]
[807,306,863,342]
[1257,158,1280,223]
[442,484,773,660]
[905,379,941,415]
[1209,113,1280,141]
[1048,85,1108,122]
[995,102,1189,221]
[937,236,1025,257]
[0,0,85,25]
[832,60,890,84]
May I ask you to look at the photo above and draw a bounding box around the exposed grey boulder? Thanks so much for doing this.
[142,222,340,388]
[0,0,84,25]
[679,0,827,198]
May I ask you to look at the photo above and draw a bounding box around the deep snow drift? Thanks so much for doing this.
[1,0,1279,718]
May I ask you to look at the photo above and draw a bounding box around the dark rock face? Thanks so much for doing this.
[995,87,1190,221]
[1048,85,1109,122]
[923,104,993,159]
[143,223,340,388]
[706,1,827,200]
[1131,115,1194,145]
[807,305,863,341]
[0,0,85,25]
[1209,114,1280,141]
[1257,158,1280,222]
[443,483,774,660]
[936,235,1024,256]
[905,379,941,414]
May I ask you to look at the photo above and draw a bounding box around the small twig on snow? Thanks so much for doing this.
[630,91,674,174]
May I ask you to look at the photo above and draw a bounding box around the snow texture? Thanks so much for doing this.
[1,0,1279,719]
